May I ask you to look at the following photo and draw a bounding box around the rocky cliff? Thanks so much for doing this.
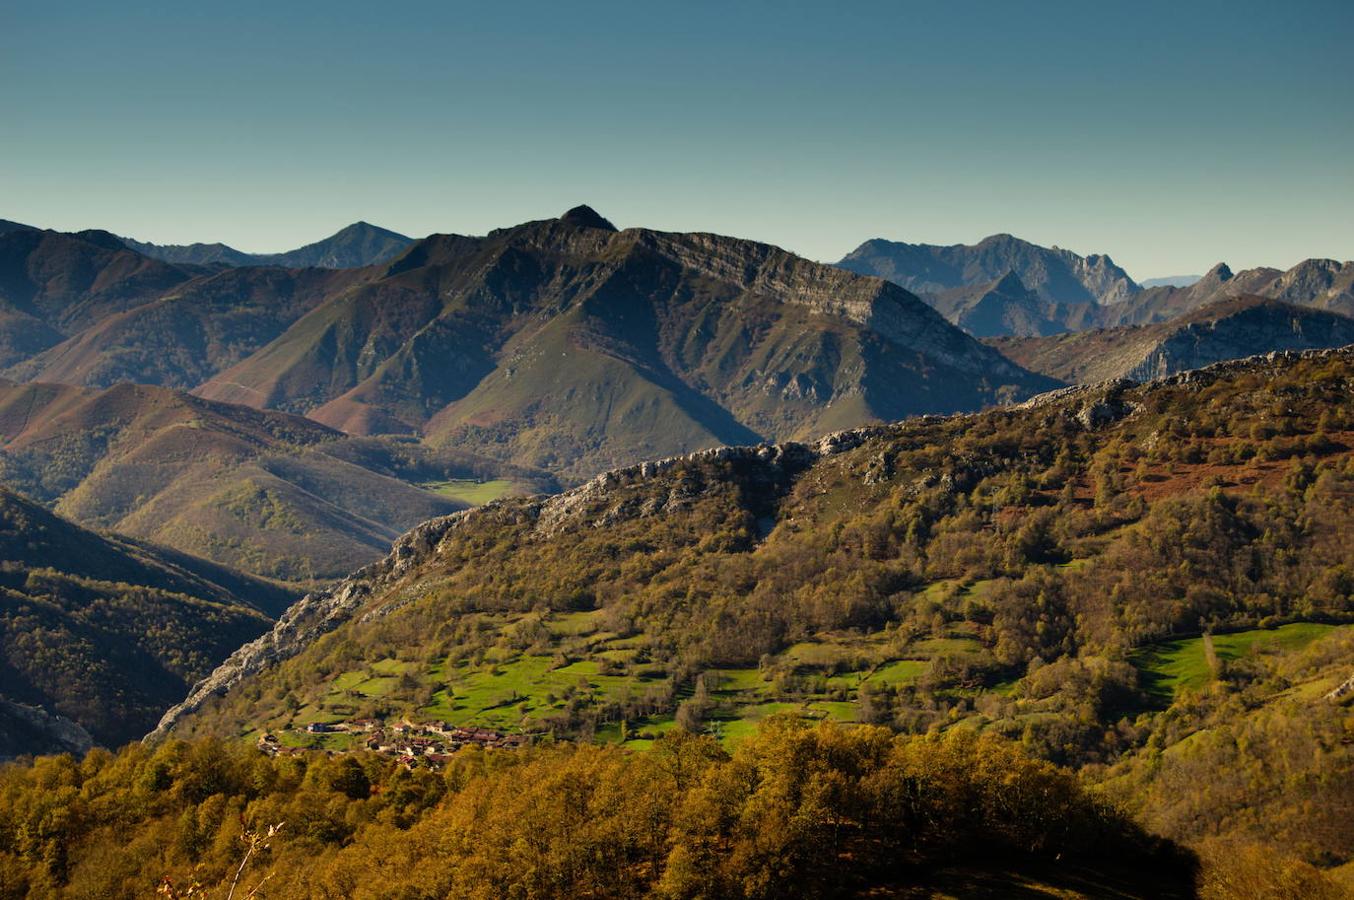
[836,233,1141,308]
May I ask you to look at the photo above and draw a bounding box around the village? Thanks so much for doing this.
[256,718,530,768]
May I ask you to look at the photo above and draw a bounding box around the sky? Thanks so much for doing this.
[2,0,1351,279]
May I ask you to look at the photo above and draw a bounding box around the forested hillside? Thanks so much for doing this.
[0,489,293,752]
[0,723,1199,898]
[136,347,1354,894]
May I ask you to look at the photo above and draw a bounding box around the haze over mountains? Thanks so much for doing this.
[1139,274,1201,288]
[0,207,1057,485]
[838,233,1354,341]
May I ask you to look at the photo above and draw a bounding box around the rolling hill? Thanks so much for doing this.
[0,487,293,753]
[0,381,481,584]
[195,206,1056,483]
[988,296,1354,383]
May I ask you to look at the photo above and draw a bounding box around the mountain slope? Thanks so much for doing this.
[158,345,1354,739]
[988,296,1354,383]
[155,346,1354,886]
[259,221,414,268]
[0,488,291,751]
[927,270,1084,337]
[197,207,1056,483]
[6,264,372,389]
[0,228,199,368]
[123,222,414,269]
[837,233,1141,307]
[0,381,469,583]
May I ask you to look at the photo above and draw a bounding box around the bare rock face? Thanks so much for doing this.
[1160,344,1354,389]
[0,698,93,760]
[1122,299,1354,383]
[837,233,1141,309]
[147,510,475,741]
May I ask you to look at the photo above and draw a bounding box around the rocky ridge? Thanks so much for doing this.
[148,427,893,740]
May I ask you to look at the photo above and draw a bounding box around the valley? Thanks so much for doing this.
[5,5,1351,896]
[1,210,1352,899]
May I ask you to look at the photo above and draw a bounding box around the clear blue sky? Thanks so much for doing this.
[2,0,1350,278]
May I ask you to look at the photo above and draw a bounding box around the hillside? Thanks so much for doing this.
[927,270,1083,337]
[6,264,372,389]
[836,233,1141,307]
[0,722,1199,899]
[0,227,199,368]
[988,296,1354,383]
[0,488,292,752]
[0,381,484,584]
[122,221,414,269]
[155,347,1354,887]
[195,206,1055,483]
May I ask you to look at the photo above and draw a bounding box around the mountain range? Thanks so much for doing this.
[0,207,1058,487]
[120,221,415,269]
[836,232,1141,307]
[0,204,1350,893]
[190,206,1054,482]
[837,233,1354,340]
[0,380,538,584]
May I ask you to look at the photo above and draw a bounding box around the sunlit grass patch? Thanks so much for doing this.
[420,479,521,505]
[1133,622,1339,701]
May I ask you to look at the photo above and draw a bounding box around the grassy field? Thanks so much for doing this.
[421,479,520,505]
[286,613,1354,754]
[1133,622,1340,701]
[283,615,1349,756]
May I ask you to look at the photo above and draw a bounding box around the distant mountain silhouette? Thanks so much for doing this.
[122,221,415,269]
[837,233,1141,307]
[840,232,1353,340]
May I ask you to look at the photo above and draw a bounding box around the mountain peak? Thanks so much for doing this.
[559,205,617,232]
[1204,262,1234,282]
[72,229,131,252]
